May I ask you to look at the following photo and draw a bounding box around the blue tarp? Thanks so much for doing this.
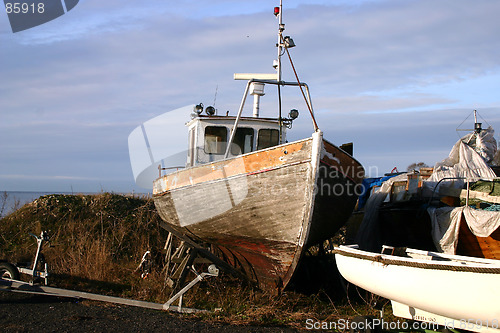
[357,174,401,210]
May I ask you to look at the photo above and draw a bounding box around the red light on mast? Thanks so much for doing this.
[274,7,280,16]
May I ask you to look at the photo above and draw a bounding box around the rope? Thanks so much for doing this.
[281,36,319,132]
[334,249,500,274]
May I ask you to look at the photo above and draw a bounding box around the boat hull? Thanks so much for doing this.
[335,245,500,332]
[378,201,436,251]
[153,132,363,290]
[457,213,500,260]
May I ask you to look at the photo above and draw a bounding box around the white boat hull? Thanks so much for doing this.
[335,246,500,332]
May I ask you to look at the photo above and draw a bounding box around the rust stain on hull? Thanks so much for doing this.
[213,236,295,290]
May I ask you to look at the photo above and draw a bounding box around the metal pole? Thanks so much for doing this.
[277,0,284,142]
[224,80,251,158]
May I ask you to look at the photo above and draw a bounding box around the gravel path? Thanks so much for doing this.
[0,291,301,332]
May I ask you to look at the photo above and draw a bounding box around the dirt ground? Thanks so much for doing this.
[0,291,302,332]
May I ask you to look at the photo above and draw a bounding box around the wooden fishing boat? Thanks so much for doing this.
[154,131,363,290]
[335,245,500,333]
[137,3,364,291]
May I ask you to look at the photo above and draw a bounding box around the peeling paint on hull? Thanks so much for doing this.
[153,133,364,290]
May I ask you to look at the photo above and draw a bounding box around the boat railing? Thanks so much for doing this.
[224,78,316,159]
[158,165,185,178]
[428,175,499,207]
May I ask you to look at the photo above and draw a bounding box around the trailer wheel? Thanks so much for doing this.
[0,262,20,280]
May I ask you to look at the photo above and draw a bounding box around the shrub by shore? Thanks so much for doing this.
[0,192,387,328]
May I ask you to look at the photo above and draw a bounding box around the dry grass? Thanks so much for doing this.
[0,193,169,296]
[0,192,390,328]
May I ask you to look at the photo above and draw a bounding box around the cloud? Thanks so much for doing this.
[1,0,499,192]
[285,0,500,94]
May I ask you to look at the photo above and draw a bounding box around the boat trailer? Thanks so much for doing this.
[0,231,221,313]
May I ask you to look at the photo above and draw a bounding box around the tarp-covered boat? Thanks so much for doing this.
[354,111,500,259]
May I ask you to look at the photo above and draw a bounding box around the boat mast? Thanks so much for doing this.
[473,109,482,133]
[275,1,319,133]
[276,0,284,143]
[224,2,319,159]
[276,0,284,83]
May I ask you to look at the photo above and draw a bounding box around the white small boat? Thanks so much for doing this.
[335,245,500,333]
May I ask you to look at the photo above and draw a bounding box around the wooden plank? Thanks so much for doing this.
[158,221,248,281]
[461,190,500,204]
[153,139,312,194]
[439,187,500,204]
[457,218,500,260]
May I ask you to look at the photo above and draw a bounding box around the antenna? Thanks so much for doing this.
[213,85,218,107]
[456,109,490,136]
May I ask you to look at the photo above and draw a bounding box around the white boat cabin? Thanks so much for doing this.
[185,114,286,167]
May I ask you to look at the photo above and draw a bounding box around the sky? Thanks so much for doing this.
[1,0,500,193]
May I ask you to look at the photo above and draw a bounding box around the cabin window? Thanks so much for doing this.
[257,129,280,150]
[231,128,254,155]
[204,126,227,155]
